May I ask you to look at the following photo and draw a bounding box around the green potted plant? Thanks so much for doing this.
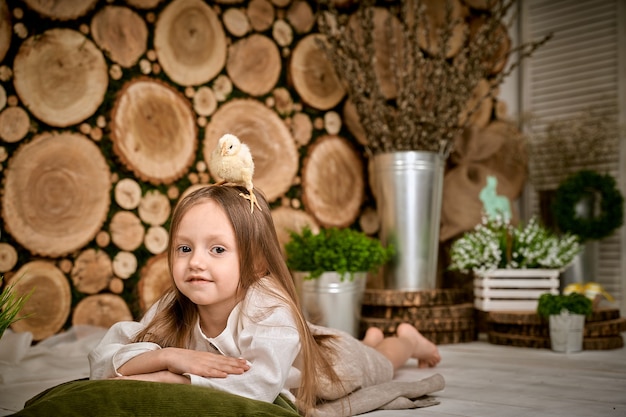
[285,226,393,336]
[1,275,33,338]
[536,292,592,353]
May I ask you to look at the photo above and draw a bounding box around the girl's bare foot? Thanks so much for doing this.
[396,323,441,368]
[362,327,385,347]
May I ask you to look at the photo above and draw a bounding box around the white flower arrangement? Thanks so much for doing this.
[449,215,581,273]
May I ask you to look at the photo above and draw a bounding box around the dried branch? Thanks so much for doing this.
[316,0,552,158]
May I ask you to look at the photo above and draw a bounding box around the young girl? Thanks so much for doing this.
[89,185,440,416]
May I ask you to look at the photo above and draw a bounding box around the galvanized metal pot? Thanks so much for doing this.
[372,151,444,290]
[292,271,366,337]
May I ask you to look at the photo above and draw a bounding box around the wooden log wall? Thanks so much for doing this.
[0,0,526,341]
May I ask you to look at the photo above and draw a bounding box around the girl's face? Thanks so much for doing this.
[171,200,241,318]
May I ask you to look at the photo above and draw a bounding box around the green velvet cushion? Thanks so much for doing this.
[11,378,300,417]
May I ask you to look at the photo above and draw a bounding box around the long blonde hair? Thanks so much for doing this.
[132,184,339,415]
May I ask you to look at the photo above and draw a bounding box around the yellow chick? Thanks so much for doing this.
[209,133,261,213]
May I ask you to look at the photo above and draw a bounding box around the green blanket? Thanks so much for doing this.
[11,378,300,417]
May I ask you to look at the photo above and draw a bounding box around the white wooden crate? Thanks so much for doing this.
[474,269,560,311]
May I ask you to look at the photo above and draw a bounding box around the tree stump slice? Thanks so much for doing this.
[272,87,293,116]
[290,34,346,111]
[362,288,471,307]
[0,242,18,272]
[124,0,164,9]
[9,261,71,341]
[71,248,113,295]
[113,251,137,279]
[247,0,274,32]
[91,6,148,68]
[226,34,281,96]
[469,16,510,75]
[138,253,172,313]
[138,190,171,226]
[2,132,111,257]
[459,78,492,129]
[144,225,169,255]
[22,0,98,20]
[111,78,197,185]
[271,206,320,255]
[213,75,233,102]
[417,0,467,58]
[114,178,142,210]
[291,112,313,146]
[223,7,251,37]
[342,99,368,146]
[193,86,217,117]
[488,331,549,349]
[0,84,6,111]
[72,294,133,329]
[583,336,624,350]
[323,111,341,135]
[359,206,380,236]
[287,1,314,34]
[361,315,474,333]
[154,0,226,86]
[203,98,298,203]
[362,303,474,322]
[13,28,108,127]
[272,19,293,47]
[0,0,11,65]
[109,210,145,251]
[301,135,364,228]
[0,105,30,143]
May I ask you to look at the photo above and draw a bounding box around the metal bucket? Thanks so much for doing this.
[293,271,366,337]
[549,312,585,353]
[373,151,444,290]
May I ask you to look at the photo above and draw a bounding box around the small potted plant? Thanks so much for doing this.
[536,292,592,353]
[285,226,393,336]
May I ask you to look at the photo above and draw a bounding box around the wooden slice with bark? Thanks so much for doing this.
[22,0,98,20]
[114,178,142,210]
[109,210,145,251]
[272,19,293,47]
[0,0,11,63]
[227,34,281,96]
[223,7,250,37]
[417,0,467,58]
[91,6,148,68]
[144,225,169,254]
[469,15,510,75]
[154,0,227,86]
[113,251,138,279]
[1,132,111,257]
[71,248,113,295]
[203,99,298,203]
[0,106,30,143]
[342,99,368,146]
[138,253,172,313]
[290,34,346,110]
[9,261,71,341]
[193,86,218,116]
[287,0,314,34]
[72,294,133,329]
[458,78,493,129]
[291,111,313,146]
[13,28,108,127]
[247,0,274,32]
[111,78,197,185]
[0,242,17,272]
[301,135,364,228]
[271,206,320,255]
[124,0,164,9]
[138,190,171,226]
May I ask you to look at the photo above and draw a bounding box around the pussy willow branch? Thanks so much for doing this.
[316,0,552,158]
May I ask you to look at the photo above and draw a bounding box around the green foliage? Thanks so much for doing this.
[284,226,393,280]
[0,275,33,337]
[536,292,593,318]
[449,215,581,273]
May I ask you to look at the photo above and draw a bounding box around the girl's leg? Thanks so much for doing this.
[364,324,441,370]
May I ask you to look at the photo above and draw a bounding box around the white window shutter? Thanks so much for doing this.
[519,0,626,313]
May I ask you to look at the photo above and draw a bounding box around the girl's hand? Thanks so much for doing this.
[164,347,250,378]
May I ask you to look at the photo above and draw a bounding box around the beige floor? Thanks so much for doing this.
[1,328,625,416]
[365,333,626,417]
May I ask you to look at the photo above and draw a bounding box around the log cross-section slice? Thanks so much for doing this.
[124,0,164,9]
[71,248,113,294]
[0,0,11,63]
[271,206,320,256]
[110,210,145,251]
[203,99,298,203]
[111,78,197,185]
[0,242,18,272]
[227,34,281,97]
[290,34,346,111]
[1,132,111,257]
[301,135,364,228]
[0,106,30,143]
[91,5,148,68]
[13,28,108,127]
[154,0,227,86]
[417,0,467,58]
[72,294,133,329]
[9,261,71,342]
[138,253,172,313]
[138,190,171,226]
[22,0,98,20]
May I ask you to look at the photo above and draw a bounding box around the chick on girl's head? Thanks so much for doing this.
[218,133,242,156]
